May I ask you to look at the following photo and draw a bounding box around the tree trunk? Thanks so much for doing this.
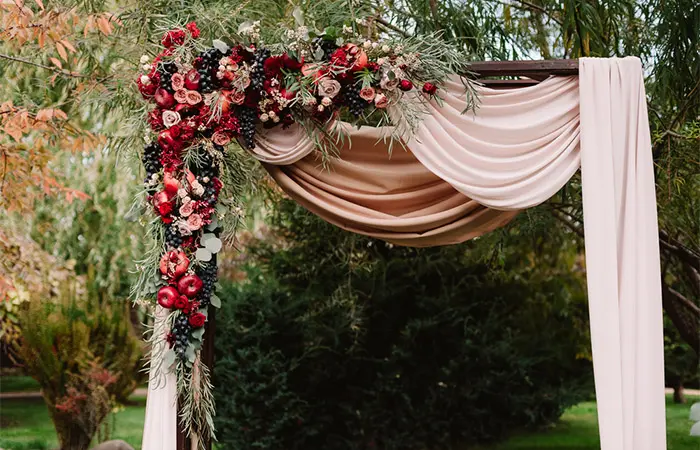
[671,378,686,404]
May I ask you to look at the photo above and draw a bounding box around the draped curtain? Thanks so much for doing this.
[144,57,666,450]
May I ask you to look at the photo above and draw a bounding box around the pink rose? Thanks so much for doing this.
[318,79,341,99]
[380,76,399,91]
[374,93,388,109]
[231,90,246,105]
[212,131,231,146]
[162,110,181,128]
[179,200,194,217]
[177,220,192,236]
[174,89,188,104]
[171,73,185,91]
[186,90,202,105]
[187,214,203,231]
[359,87,376,102]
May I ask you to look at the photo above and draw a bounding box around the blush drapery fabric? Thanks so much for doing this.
[142,306,178,450]
[245,56,666,450]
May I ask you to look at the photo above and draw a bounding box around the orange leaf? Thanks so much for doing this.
[60,39,76,53]
[35,108,67,121]
[49,57,62,69]
[55,42,67,61]
[4,123,23,142]
[37,31,45,48]
[96,16,112,36]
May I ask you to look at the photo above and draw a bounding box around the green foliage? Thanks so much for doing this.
[16,282,144,450]
[213,200,592,449]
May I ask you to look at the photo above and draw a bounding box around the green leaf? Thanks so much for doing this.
[210,294,221,308]
[195,248,212,262]
[191,327,205,340]
[163,349,176,369]
[186,344,196,363]
[237,21,253,34]
[292,7,305,27]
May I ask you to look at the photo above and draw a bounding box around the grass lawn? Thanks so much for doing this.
[0,393,697,450]
[0,376,40,394]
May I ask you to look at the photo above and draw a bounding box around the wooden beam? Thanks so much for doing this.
[478,79,541,88]
[469,59,579,77]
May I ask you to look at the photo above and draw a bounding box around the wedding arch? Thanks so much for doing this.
[134,22,666,450]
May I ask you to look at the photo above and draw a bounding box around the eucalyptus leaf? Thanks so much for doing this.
[205,237,222,254]
[210,294,221,308]
[186,344,196,363]
[192,327,205,340]
[206,216,219,231]
[212,39,230,53]
[198,308,209,318]
[195,248,212,262]
[314,46,325,61]
[292,7,304,27]
[163,349,176,369]
[215,282,223,291]
[237,21,253,34]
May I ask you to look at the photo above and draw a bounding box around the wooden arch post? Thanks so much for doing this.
[174,58,581,450]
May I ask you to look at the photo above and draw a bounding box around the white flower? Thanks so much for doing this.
[273,116,280,123]
[142,64,152,72]
[140,75,151,85]
[372,42,379,49]
[177,188,188,199]
[382,45,391,53]
[202,176,210,183]
[318,79,341,99]
[268,110,277,118]
[140,55,150,64]
[286,29,296,39]
[162,110,181,128]
[317,105,325,112]
[260,113,270,122]
[177,220,192,236]
[363,40,372,49]
[191,180,205,197]
[377,58,386,65]
[321,96,332,106]
[342,25,353,34]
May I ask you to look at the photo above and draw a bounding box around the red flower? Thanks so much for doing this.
[174,295,189,310]
[162,29,186,48]
[159,250,190,280]
[153,191,173,216]
[212,177,223,193]
[281,53,304,71]
[366,62,379,72]
[137,76,158,98]
[264,56,285,78]
[183,300,200,315]
[330,48,348,67]
[148,109,165,131]
[399,79,414,91]
[189,312,206,328]
[422,82,438,95]
[185,22,201,39]
[166,332,175,348]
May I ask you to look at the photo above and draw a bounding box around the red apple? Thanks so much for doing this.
[177,274,203,298]
[154,88,175,108]
[184,69,200,90]
[163,171,180,196]
[157,286,179,309]
[159,250,189,279]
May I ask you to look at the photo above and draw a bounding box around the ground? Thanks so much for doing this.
[0,381,697,450]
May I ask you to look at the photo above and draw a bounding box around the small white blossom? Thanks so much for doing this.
[177,188,188,199]
[140,75,151,85]
[140,55,150,64]
[191,181,205,197]
[260,113,270,122]
[372,42,379,49]
[317,105,325,112]
[268,110,277,119]
[377,58,386,65]
[321,96,332,106]
[363,40,372,49]
[273,116,280,123]
[382,45,391,53]
[342,25,353,34]
[286,29,296,39]
[203,176,210,183]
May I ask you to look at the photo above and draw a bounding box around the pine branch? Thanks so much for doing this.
[0,53,88,79]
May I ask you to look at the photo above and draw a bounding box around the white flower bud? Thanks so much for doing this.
[260,113,269,122]
[321,96,332,106]
[140,55,150,64]
[140,75,151,85]
[382,45,390,52]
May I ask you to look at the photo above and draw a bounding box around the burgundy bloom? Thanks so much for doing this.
[263,56,285,78]
[189,312,206,328]
[148,109,165,131]
[399,79,414,91]
[161,29,186,48]
[185,22,201,39]
[174,295,189,310]
[422,82,438,95]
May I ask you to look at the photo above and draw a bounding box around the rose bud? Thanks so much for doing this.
[159,250,190,279]
[154,88,176,108]
[422,82,438,95]
[399,79,414,91]
[157,286,179,309]
[177,274,203,298]
[174,295,189,310]
[188,312,206,328]
[184,69,200,90]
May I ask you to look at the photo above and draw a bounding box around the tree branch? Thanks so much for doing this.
[374,18,409,37]
[0,53,87,79]
[660,230,700,273]
[494,0,564,26]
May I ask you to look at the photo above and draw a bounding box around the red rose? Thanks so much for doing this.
[281,53,303,71]
[152,191,173,216]
[174,295,189,310]
[422,82,438,95]
[162,29,186,48]
[263,56,285,78]
[148,109,165,132]
[183,300,200,315]
[330,48,348,67]
[399,79,414,91]
[138,77,158,98]
[189,312,206,328]
[212,177,223,193]
[185,22,200,39]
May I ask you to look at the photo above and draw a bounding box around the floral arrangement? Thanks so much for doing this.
[134,18,474,446]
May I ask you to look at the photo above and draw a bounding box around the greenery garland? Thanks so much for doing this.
[133,15,477,446]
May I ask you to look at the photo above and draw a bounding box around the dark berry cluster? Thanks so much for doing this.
[196,260,218,307]
[157,61,178,93]
[312,37,338,60]
[165,224,183,250]
[197,48,224,93]
[238,107,258,149]
[250,48,271,90]
[344,82,370,117]
[172,314,192,358]
[142,142,162,181]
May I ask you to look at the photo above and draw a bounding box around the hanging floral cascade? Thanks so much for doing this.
[134,18,474,445]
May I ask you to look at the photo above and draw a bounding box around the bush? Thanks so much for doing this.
[213,200,592,450]
[16,283,144,450]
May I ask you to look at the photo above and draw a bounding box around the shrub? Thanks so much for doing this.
[16,283,144,450]
[213,200,592,450]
